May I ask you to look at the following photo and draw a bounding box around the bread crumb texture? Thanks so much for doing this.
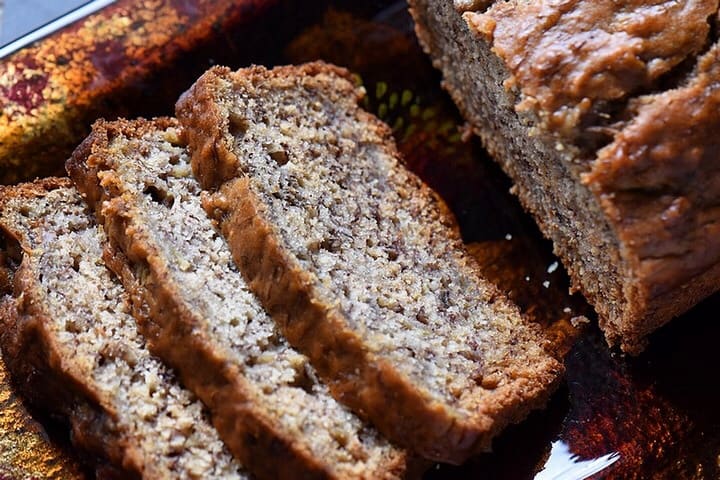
[0,180,246,479]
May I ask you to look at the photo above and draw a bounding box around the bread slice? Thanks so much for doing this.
[67,118,411,480]
[175,62,563,464]
[0,178,247,480]
[408,0,720,352]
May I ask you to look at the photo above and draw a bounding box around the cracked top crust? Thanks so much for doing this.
[466,0,718,138]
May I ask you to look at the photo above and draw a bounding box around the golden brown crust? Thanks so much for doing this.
[68,118,409,480]
[177,62,562,464]
[0,179,139,479]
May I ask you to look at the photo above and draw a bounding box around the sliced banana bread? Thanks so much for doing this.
[0,178,247,480]
[175,62,563,464]
[408,0,720,352]
[67,118,410,480]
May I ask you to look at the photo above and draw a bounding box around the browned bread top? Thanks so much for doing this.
[176,62,563,463]
[0,178,247,479]
[465,1,718,138]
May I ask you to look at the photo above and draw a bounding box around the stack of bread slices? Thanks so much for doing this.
[0,62,561,479]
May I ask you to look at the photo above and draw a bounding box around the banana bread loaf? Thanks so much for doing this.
[67,118,410,480]
[175,62,563,464]
[0,178,247,479]
[409,0,720,353]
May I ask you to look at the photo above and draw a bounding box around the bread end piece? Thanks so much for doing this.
[408,0,720,354]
